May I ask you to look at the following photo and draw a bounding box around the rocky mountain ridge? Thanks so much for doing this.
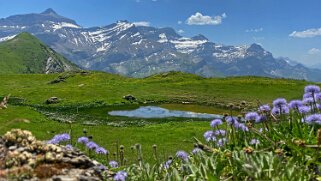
[1,9,320,81]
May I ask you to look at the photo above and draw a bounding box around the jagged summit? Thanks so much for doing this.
[41,8,58,15]
[191,34,208,41]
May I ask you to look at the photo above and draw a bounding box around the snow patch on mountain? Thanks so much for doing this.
[52,22,81,31]
[0,34,17,42]
[171,38,208,53]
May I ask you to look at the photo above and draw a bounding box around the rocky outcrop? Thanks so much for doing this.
[0,129,109,181]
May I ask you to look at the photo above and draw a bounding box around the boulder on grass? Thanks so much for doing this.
[123,94,136,101]
[46,97,60,104]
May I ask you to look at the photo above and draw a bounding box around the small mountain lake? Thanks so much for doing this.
[108,106,223,119]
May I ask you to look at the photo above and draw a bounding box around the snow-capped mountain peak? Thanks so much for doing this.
[1,9,320,81]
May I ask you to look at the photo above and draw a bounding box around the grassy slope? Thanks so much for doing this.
[0,71,317,163]
[0,71,312,105]
[0,32,77,74]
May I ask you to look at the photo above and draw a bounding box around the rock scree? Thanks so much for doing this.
[0,129,110,181]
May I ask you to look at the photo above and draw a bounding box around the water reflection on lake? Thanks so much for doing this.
[108,106,222,119]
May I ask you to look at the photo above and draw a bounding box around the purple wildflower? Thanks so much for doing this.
[192,148,202,154]
[298,106,311,114]
[98,164,107,171]
[114,171,128,181]
[176,151,189,161]
[226,116,239,127]
[249,139,260,145]
[305,85,320,94]
[214,129,226,136]
[256,115,267,123]
[273,98,287,108]
[86,141,99,150]
[210,119,223,128]
[272,106,289,115]
[288,100,303,109]
[258,104,271,112]
[77,136,89,144]
[306,114,321,125]
[163,160,172,169]
[65,144,73,150]
[237,123,249,132]
[217,138,228,147]
[303,93,313,99]
[303,97,314,104]
[245,112,260,121]
[96,147,108,155]
[203,131,216,142]
[48,133,70,144]
[109,160,119,168]
[315,93,321,101]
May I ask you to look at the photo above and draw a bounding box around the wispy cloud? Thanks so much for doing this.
[308,48,321,55]
[133,21,150,27]
[186,12,226,25]
[289,28,321,38]
[177,29,184,34]
[177,21,183,25]
[246,27,263,33]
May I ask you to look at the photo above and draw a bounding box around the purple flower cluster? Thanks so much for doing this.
[65,144,73,150]
[203,131,216,142]
[273,98,287,108]
[258,104,271,112]
[214,129,226,136]
[245,112,260,121]
[86,141,99,150]
[272,106,289,115]
[306,114,321,125]
[96,147,108,155]
[210,119,223,128]
[163,159,172,169]
[298,106,311,114]
[192,148,202,154]
[217,138,228,147]
[109,161,119,168]
[176,151,189,161]
[114,171,128,181]
[305,85,320,94]
[77,136,89,144]
[47,133,70,144]
[288,100,303,109]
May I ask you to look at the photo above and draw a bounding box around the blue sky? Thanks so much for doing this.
[0,0,320,65]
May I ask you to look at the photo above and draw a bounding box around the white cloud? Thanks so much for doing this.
[289,28,321,38]
[177,29,184,34]
[246,27,263,33]
[308,48,321,55]
[186,12,226,25]
[133,21,150,27]
[177,21,183,25]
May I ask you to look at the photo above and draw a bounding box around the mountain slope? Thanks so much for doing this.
[0,32,78,74]
[0,9,321,81]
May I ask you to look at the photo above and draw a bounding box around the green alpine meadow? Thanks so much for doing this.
[1,1,321,180]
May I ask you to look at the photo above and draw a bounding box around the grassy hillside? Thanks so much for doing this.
[0,32,78,74]
[0,71,317,163]
[0,71,313,105]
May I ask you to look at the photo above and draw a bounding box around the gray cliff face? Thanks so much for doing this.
[1,9,320,81]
